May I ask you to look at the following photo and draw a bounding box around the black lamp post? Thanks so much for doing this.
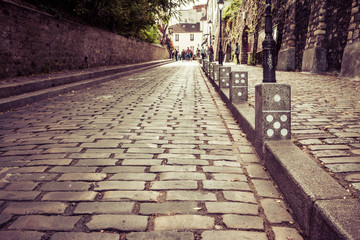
[218,0,224,65]
[262,0,276,83]
[208,20,212,46]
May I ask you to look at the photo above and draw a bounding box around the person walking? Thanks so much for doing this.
[174,49,178,61]
[209,45,214,62]
[201,47,205,59]
[235,42,240,64]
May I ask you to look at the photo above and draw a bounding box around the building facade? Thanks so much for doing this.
[169,5,207,54]
[170,23,203,52]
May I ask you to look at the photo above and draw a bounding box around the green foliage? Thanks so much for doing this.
[140,25,160,44]
[247,52,254,65]
[223,0,242,21]
[22,0,194,43]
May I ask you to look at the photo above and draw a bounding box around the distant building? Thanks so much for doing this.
[169,5,207,53]
[178,5,206,23]
[169,23,203,53]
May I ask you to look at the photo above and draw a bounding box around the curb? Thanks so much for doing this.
[200,63,360,240]
[0,60,172,113]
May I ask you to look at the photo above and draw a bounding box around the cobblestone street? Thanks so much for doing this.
[0,62,303,239]
[228,63,360,199]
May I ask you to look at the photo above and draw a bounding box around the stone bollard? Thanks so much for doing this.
[211,63,218,83]
[230,72,248,104]
[213,64,220,84]
[202,59,207,70]
[206,61,211,76]
[255,83,291,150]
[209,62,214,81]
[219,67,231,88]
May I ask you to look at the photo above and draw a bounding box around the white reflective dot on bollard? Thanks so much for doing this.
[238,92,242,96]
[281,129,288,136]
[274,94,281,102]
[235,80,240,84]
[266,115,274,122]
[267,129,274,137]
[273,121,281,129]
[281,115,288,122]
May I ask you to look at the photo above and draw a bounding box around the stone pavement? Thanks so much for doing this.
[226,63,360,200]
[0,62,303,239]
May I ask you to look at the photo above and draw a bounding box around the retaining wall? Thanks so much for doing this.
[0,0,170,79]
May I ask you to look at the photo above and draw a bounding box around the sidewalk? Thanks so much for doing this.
[0,60,172,113]
[0,62,304,239]
[205,61,360,240]
[225,62,360,199]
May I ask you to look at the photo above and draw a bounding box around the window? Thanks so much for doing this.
[190,34,194,41]
[175,34,179,41]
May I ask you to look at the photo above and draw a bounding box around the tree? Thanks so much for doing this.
[22,0,195,43]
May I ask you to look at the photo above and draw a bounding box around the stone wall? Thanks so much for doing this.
[340,0,360,78]
[0,0,170,80]
[222,0,359,78]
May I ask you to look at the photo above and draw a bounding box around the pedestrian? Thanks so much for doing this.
[174,49,178,61]
[201,47,205,59]
[209,45,214,62]
[182,49,186,61]
[235,42,240,64]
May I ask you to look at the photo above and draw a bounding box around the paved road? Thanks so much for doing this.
[0,62,303,239]
[229,63,360,199]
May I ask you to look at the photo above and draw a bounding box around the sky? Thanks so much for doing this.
[180,0,208,10]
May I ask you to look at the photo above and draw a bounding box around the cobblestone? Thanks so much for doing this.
[222,191,257,203]
[9,215,81,230]
[126,231,194,240]
[109,173,156,181]
[139,202,199,215]
[260,199,294,224]
[3,202,67,214]
[73,202,134,214]
[223,214,264,230]
[0,62,303,239]
[272,227,304,240]
[0,231,45,240]
[42,191,98,201]
[57,173,107,181]
[201,230,268,240]
[39,182,91,191]
[154,215,214,231]
[94,181,145,191]
[159,172,206,180]
[50,232,120,240]
[202,180,251,191]
[150,180,198,190]
[205,202,258,214]
[102,191,161,201]
[86,215,148,231]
